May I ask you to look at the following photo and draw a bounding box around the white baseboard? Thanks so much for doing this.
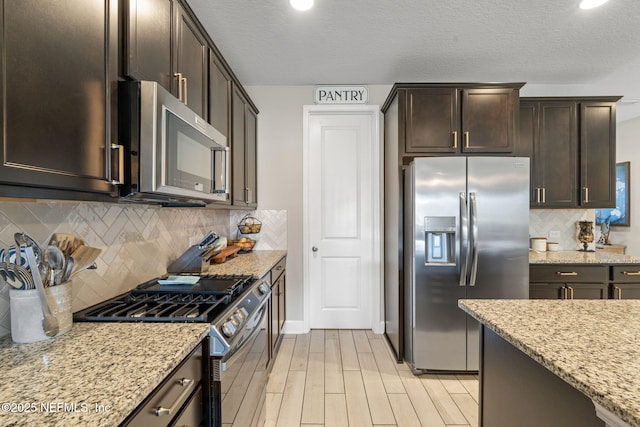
[283,320,385,335]
[282,320,309,334]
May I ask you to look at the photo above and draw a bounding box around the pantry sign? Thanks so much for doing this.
[315,86,368,104]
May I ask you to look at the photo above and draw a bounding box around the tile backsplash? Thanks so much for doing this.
[529,209,596,250]
[0,200,287,338]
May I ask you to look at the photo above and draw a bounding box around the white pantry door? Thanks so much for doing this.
[305,106,380,329]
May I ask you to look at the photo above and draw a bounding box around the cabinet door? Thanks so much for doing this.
[404,88,459,154]
[534,102,578,207]
[208,52,230,136]
[277,273,286,334]
[566,283,608,300]
[174,2,207,118]
[461,88,516,153]
[580,102,616,208]
[245,107,258,206]
[0,0,116,194]
[529,283,565,299]
[231,87,246,205]
[123,0,173,91]
[611,283,640,299]
[270,278,280,358]
[519,102,537,203]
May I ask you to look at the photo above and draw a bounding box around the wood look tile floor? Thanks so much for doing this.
[266,330,479,427]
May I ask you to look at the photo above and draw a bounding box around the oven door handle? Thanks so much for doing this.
[220,292,270,367]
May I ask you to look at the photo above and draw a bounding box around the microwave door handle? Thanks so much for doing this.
[211,147,229,195]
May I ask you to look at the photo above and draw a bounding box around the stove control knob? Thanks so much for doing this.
[221,322,236,337]
[231,313,243,325]
[234,309,247,322]
[258,283,270,295]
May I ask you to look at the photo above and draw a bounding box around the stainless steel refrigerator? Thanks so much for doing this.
[404,157,529,372]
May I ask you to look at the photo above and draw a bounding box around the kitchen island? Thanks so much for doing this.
[459,299,640,427]
[0,322,210,426]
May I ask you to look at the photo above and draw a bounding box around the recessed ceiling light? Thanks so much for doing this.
[290,0,314,11]
[579,0,609,9]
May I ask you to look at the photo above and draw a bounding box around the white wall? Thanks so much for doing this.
[609,115,640,255]
[245,85,392,325]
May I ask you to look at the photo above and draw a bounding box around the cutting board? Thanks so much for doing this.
[212,246,240,264]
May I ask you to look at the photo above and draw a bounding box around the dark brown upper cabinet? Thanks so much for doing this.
[173,2,208,119]
[208,52,231,138]
[123,0,208,119]
[521,97,620,209]
[231,85,258,208]
[0,0,118,197]
[399,84,522,159]
[122,0,173,91]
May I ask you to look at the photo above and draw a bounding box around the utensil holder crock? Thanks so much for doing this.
[9,282,72,343]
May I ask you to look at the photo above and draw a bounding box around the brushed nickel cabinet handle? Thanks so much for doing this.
[562,286,568,299]
[174,72,183,102]
[614,285,622,299]
[464,131,470,148]
[542,187,546,204]
[182,75,188,105]
[536,188,541,204]
[583,187,589,204]
[452,131,458,149]
[556,272,578,276]
[622,271,640,276]
[566,286,574,299]
[154,378,195,416]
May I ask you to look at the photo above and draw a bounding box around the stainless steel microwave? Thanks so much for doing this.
[118,80,230,205]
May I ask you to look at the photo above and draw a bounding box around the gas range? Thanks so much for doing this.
[74,274,271,357]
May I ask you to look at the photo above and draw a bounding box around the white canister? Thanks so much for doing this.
[9,282,72,344]
[531,237,547,252]
[547,242,560,252]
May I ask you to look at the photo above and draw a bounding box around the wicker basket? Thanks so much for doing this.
[237,215,262,234]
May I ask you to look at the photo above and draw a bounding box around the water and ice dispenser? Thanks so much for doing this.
[424,216,456,265]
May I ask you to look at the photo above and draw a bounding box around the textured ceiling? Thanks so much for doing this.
[186,0,640,119]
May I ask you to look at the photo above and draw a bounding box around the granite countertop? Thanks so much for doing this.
[206,249,286,278]
[459,299,640,427]
[0,322,210,426]
[529,250,640,264]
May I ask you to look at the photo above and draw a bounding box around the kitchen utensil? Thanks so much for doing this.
[69,245,101,278]
[46,245,65,286]
[0,263,22,289]
[61,257,74,283]
[14,233,43,263]
[24,246,59,337]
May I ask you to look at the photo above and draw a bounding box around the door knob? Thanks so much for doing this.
[312,246,318,252]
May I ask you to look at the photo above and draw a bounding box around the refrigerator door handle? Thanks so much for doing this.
[459,192,469,286]
[469,192,479,286]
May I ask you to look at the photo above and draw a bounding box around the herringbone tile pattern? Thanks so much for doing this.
[0,201,287,337]
[529,209,595,250]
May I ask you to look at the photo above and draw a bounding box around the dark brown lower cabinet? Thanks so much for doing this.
[480,326,604,427]
[611,283,640,299]
[267,256,286,366]
[531,264,640,300]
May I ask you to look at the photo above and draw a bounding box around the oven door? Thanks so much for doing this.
[213,297,269,427]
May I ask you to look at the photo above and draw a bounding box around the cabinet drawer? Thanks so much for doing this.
[270,256,286,283]
[124,344,202,426]
[530,265,608,283]
[611,266,640,283]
